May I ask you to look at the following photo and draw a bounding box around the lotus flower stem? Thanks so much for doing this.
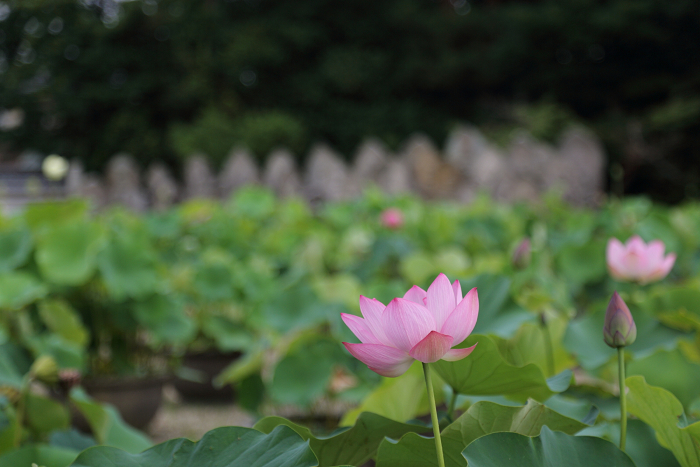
[423,362,446,467]
[618,347,627,451]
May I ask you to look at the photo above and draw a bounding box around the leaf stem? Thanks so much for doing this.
[422,362,446,467]
[541,313,555,377]
[14,376,30,448]
[618,347,627,451]
[447,388,458,422]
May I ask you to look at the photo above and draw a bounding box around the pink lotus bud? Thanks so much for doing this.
[381,208,404,229]
[606,236,676,284]
[512,238,531,269]
[342,273,478,377]
[603,292,637,348]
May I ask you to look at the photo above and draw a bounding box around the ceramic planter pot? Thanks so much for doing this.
[82,376,167,430]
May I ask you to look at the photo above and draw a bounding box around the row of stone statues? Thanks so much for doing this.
[65,125,605,211]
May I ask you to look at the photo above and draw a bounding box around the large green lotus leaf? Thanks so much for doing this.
[255,283,335,333]
[144,212,181,240]
[555,240,607,286]
[270,338,345,406]
[193,263,235,301]
[543,394,599,425]
[311,274,362,316]
[432,334,571,402]
[577,420,681,467]
[201,315,254,352]
[0,271,47,310]
[462,426,635,467]
[376,400,587,467]
[651,287,700,332]
[69,425,318,467]
[0,444,78,467]
[70,389,152,454]
[564,306,686,371]
[227,185,277,219]
[627,348,700,408]
[29,334,85,370]
[0,227,32,272]
[626,375,700,467]
[255,412,427,467]
[458,275,534,338]
[50,429,97,453]
[97,236,159,300]
[495,315,575,377]
[35,221,104,286]
[26,392,70,433]
[24,199,89,233]
[133,294,196,346]
[38,299,89,347]
[355,235,414,283]
[340,362,444,426]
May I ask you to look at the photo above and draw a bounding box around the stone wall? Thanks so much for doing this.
[65,126,605,211]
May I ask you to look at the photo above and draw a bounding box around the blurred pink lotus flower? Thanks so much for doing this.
[381,208,404,229]
[603,291,637,348]
[342,273,478,377]
[512,238,531,270]
[606,235,676,284]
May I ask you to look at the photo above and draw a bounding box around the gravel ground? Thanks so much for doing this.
[147,385,256,443]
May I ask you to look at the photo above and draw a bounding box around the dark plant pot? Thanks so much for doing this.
[82,376,166,430]
[173,350,241,402]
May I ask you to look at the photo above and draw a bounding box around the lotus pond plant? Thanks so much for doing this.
[2,189,700,467]
[343,273,479,467]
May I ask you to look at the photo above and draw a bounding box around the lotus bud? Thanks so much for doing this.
[30,355,59,384]
[512,238,531,269]
[381,208,404,229]
[603,292,637,348]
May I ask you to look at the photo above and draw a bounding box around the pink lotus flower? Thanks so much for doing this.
[606,235,676,284]
[342,273,478,377]
[381,208,404,229]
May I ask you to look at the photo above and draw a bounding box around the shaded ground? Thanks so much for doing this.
[146,385,355,443]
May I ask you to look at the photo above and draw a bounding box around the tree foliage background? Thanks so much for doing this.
[0,0,698,202]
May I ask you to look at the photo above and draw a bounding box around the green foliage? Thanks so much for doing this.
[35,221,103,286]
[462,426,636,467]
[0,445,78,467]
[433,335,571,403]
[340,361,442,426]
[0,272,47,310]
[255,412,427,467]
[68,425,318,467]
[270,337,345,407]
[0,227,32,273]
[626,376,700,467]
[376,400,588,467]
[4,191,700,465]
